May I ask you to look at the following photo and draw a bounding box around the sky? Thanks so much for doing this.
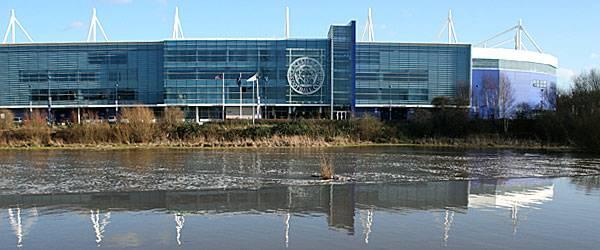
[0,0,598,90]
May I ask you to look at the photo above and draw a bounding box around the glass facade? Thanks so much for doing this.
[163,39,331,106]
[328,21,356,112]
[0,21,477,119]
[0,42,163,107]
[355,43,471,107]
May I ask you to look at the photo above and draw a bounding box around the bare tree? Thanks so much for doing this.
[481,75,499,119]
[454,80,470,106]
[515,102,533,119]
[497,74,515,133]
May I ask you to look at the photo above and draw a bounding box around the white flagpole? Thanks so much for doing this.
[222,72,225,120]
[239,73,242,118]
[256,77,261,119]
[252,77,255,125]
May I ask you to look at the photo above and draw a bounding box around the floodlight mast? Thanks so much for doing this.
[2,9,34,44]
[87,8,109,42]
[284,7,290,39]
[172,7,184,40]
[477,19,543,53]
[438,10,458,44]
[361,8,375,42]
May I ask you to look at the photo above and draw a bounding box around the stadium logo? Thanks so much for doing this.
[287,57,325,95]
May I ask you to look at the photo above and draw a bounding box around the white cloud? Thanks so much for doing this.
[557,67,576,91]
[591,52,599,59]
[64,21,85,31]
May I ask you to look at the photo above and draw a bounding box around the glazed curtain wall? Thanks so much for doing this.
[163,39,331,106]
[0,43,163,107]
[355,43,471,106]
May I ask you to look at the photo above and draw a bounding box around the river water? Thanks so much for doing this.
[0,147,599,249]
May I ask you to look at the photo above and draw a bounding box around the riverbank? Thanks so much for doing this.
[0,137,573,152]
[0,109,575,151]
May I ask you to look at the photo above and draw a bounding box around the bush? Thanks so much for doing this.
[353,115,385,141]
[17,110,51,145]
[408,109,433,137]
[119,107,156,143]
[0,109,14,130]
[57,123,115,144]
[160,107,185,140]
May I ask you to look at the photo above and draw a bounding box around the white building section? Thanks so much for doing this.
[473,47,558,68]
[87,8,109,42]
[438,10,458,44]
[361,8,375,42]
[477,19,543,53]
[172,7,185,40]
[2,9,34,44]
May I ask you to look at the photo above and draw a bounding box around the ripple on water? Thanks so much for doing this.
[0,147,599,195]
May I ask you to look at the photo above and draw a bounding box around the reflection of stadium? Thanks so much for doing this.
[469,178,554,209]
[0,179,557,247]
[469,178,555,234]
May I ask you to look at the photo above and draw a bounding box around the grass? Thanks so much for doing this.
[0,107,576,151]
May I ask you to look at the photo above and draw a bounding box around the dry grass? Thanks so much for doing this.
[319,155,334,180]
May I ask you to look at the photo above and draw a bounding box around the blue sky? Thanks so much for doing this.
[0,0,598,89]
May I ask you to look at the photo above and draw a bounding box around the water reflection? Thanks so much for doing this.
[0,177,564,248]
[1,148,599,195]
[571,175,600,193]
[6,207,38,248]
[174,213,184,246]
[90,209,111,245]
[469,178,555,235]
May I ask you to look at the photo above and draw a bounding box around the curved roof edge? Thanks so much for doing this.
[472,48,558,68]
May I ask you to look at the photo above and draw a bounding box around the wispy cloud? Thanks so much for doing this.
[591,52,599,60]
[64,21,85,31]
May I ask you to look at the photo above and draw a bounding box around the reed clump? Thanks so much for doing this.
[319,155,334,180]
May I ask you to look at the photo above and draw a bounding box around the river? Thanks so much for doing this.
[0,147,599,249]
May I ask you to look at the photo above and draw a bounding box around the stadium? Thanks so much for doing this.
[0,8,557,122]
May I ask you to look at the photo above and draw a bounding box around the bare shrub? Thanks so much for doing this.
[60,122,114,144]
[354,114,384,142]
[160,107,185,139]
[19,110,51,145]
[119,107,156,143]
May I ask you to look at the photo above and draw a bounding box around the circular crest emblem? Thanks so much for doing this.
[287,57,324,95]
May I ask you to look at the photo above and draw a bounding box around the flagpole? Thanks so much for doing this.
[239,73,242,118]
[222,72,225,120]
[252,77,255,125]
[256,77,261,119]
